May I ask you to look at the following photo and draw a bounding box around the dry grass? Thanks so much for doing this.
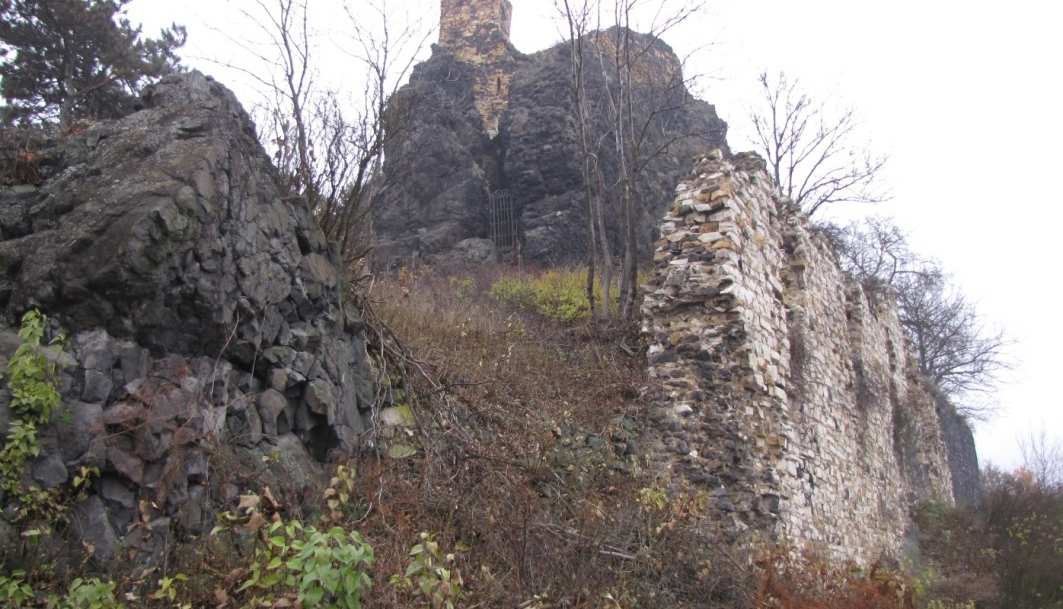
[325,264,754,608]
[4,263,993,609]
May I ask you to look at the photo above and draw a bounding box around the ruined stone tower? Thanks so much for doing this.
[438,0,516,136]
[440,0,512,48]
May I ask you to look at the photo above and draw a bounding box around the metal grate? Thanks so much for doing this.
[489,189,518,252]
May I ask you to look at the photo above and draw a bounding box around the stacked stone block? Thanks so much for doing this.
[643,151,957,561]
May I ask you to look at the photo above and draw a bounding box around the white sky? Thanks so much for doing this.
[128,0,1063,471]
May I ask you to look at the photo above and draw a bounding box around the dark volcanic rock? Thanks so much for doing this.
[0,72,376,560]
[374,28,729,266]
[373,47,503,265]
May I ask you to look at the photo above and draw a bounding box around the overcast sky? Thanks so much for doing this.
[128,0,1062,470]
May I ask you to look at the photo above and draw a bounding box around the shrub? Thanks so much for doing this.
[238,519,374,609]
[487,276,536,309]
[755,549,917,609]
[60,577,124,609]
[0,570,34,607]
[322,464,360,524]
[489,268,598,322]
[914,466,1063,609]
[0,309,64,515]
[982,468,1062,609]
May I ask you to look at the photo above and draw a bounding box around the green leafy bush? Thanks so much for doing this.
[239,519,374,609]
[488,276,536,309]
[6,309,62,421]
[59,577,124,609]
[0,570,34,607]
[448,276,475,301]
[0,310,64,505]
[489,268,653,322]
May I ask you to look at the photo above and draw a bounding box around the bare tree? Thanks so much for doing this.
[223,0,428,274]
[1018,429,1063,489]
[555,0,707,320]
[827,217,1008,417]
[752,72,887,216]
[557,0,610,319]
[600,1,706,320]
[825,216,925,288]
[895,271,1008,405]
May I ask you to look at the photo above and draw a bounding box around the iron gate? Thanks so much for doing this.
[489,189,518,252]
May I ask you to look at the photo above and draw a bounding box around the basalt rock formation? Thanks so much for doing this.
[642,151,981,561]
[373,0,729,266]
[0,72,375,562]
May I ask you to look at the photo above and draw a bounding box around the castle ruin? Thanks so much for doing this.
[642,151,980,561]
[438,0,515,137]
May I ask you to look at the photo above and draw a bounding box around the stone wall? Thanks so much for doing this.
[642,151,974,561]
[439,0,515,136]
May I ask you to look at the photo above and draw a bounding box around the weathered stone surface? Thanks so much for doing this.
[31,453,69,489]
[71,496,118,560]
[257,433,318,485]
[305,379,336,417]
[937,395,982,507]
[642,152,980,562]
[257,389,289,437]
[82,369,114,403]
[374,9,728,266]
[0,72,378,561]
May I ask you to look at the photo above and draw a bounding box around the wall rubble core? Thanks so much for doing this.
[641,151,978,561]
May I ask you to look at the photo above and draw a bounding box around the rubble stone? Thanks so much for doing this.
[643,151,981,562]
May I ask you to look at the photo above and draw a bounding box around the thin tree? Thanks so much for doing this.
[601,0,706,319]
[752,72,886,216]
[0,0,185,126]
[228,0,428,272]
[556,0,707,320]
[557,0,611,318]
[1018,429,1063,489]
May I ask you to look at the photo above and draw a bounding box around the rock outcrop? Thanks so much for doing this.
[642,151,981,561]
[373,15,729,267]
[0,72,375,560]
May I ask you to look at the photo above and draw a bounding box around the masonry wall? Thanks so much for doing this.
[439,0,516,136]
[642,151,965,561]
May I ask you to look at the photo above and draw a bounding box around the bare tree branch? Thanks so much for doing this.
[825,217,1010,417]
[243,0,429,278]
[752,71,888,215]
